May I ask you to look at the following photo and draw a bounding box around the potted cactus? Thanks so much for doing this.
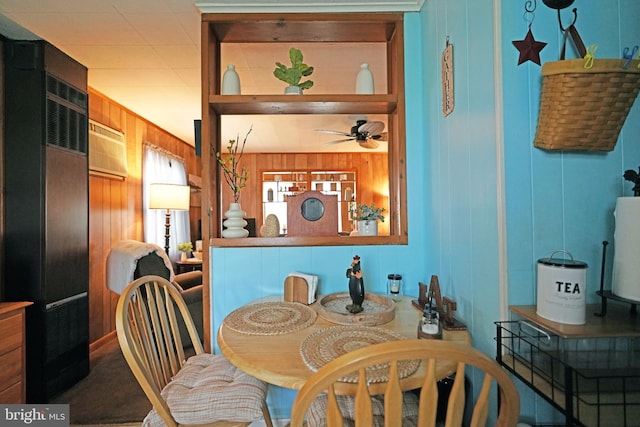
[273,47,314,94]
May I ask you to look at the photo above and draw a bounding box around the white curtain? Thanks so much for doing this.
[143,146,190,261]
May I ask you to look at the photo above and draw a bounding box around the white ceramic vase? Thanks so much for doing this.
[357,220,378,236]
[221,64,241,95]
[222,202,249,238]
[344,187,353,201]
[355,63,374,94]
[180,252,188,261]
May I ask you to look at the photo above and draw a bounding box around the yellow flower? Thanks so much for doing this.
[177,242,193,252]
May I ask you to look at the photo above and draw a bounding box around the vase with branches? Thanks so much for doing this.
[216,126,252,203]
[216,127,252,238]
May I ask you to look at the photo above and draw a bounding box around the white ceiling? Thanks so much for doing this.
[0,0,422,152]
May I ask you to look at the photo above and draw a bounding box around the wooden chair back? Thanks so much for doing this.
[290,339,520,427]
[115,275,205,426]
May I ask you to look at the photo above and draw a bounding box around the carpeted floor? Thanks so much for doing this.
[51,336,151,425]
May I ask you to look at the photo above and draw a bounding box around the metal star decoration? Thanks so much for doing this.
[513,28,547,65]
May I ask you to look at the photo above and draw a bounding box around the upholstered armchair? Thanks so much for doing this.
[106,240,203,341]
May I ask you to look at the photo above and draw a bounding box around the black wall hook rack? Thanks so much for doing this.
[542,0,578,31]
[542,0,574,8]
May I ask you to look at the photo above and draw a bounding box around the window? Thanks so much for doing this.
[143,145,190,259]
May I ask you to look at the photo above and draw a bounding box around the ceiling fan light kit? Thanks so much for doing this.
[317,119,387,150]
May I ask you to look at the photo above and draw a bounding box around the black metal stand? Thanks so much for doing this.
[163,209,171,255]
[595,240,638,317]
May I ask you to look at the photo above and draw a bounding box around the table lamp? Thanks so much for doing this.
[149,183,190,254]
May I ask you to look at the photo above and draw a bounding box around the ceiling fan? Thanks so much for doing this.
[316,119,387,149]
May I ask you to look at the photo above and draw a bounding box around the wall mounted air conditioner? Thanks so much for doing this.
[89,120,127,178]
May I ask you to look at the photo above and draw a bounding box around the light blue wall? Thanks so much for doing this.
[211,0,640,422]
[502,0,640,424]
[502,0,640,308]
[423,0,640,424]
[421,0,640,422]
[421,0,501,356]
[420,0,505,422]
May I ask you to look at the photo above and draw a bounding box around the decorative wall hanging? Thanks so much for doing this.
[441,37,454,116]
[512,0,547,65]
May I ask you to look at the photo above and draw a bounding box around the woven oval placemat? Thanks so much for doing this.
[224,301,317,335]
[300,325,420,383]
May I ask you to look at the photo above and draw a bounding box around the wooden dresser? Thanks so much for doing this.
[0,302,32,403]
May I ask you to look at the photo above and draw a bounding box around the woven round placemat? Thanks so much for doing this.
[300,325,420,383]
[317,292,395,326]
[322,295,390,314]
[224,302,317,335]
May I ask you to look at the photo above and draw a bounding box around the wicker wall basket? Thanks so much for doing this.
[534,58,640,151]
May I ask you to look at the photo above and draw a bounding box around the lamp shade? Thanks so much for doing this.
[149,184,190,210]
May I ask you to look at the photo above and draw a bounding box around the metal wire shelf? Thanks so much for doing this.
[496,320,640,426]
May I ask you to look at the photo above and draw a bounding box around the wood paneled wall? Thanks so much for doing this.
[220,152,389,235]
[88,88,201,343]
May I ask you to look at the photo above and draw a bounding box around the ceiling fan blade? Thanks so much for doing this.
[323,137,355,145]
[358,120,385,137]
[315,129,352,137]
[372,132,388,141]
[359,139,380,149]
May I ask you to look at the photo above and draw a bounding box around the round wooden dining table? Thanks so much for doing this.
[217,295,471,394]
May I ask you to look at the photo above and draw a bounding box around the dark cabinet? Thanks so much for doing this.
[3,40,89,402]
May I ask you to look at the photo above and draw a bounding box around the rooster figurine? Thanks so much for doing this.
[623,167,640,196]
[346,255,365,314]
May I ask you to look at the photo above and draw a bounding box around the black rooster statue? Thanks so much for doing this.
[346,255,365,314]
[623,167,640,196]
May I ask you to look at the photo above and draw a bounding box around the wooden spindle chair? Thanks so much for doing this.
[115,275,273,427]
[290,339,519,427]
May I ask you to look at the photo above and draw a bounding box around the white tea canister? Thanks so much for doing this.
[536,250,587,325]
